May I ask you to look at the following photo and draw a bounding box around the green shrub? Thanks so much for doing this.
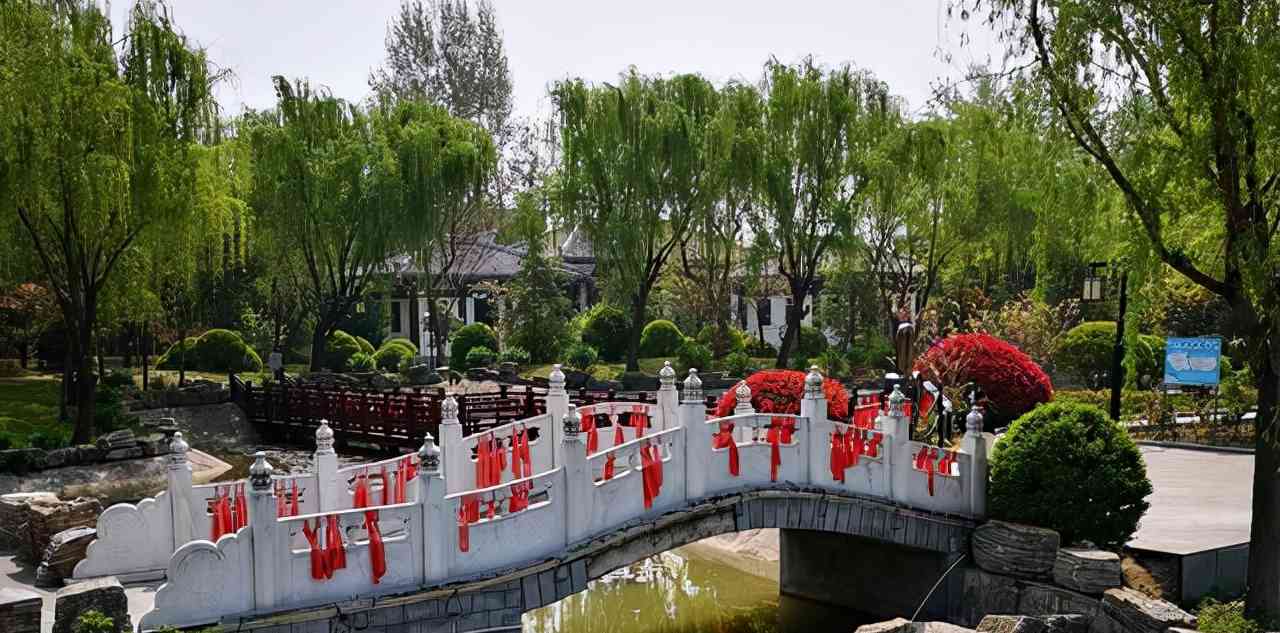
[581,304,631,361]
[498,346,531,366]
[381,337,418,355]
[450,323,499,368]
[464,345,496,369]
[94,386,130,434]
[28,429,68,450]
[1057,322,1164,384]
[158,330,261,373]
[989,402,1151,547]
[1197,599,1261,633]
[852,334,894,370]
[324,330,363,371]
[639,320,685,357]
[373,345,413,372]
[696,324,747,357]
[677,339,713,372]
[0,431,13,450]
[348,352,375,372]
[795,325,829,360]
[355,336,375,355]
[565,342,598,372]
[719,351,752,377]
[155,336,198,369]
[73,609,114,633]
[743,335,776,358]
[100,370,134,390]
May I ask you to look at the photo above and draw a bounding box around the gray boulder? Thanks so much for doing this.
[977,615,1045,633]
[1053,547,1121,594]
[915,623,977,633]
[53,576,129,633]
[972,521,1060,579]
[1017,582,1100,619]
[1040,615,1090,633]
[36,527,96,587]
[855,618,914,633]
[95,429,135,451]
[0,587,42,633]
[1098,587,1195,633]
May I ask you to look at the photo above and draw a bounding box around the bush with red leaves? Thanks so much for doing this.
[713,369,850,420]
[913,333,1053,424]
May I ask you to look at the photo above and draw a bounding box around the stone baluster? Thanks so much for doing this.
[732,379,753,444]
[800,367,826,486]
[962,404,987,518]
[247,452,279,612]
[546,364,569,467]
[886,385,909,504]
[655,361,678,431]
[166,432,195,549]
[561,405,592,544]
[314,420,339,512]
[438,396,465,495]
[681,369,710,501]
[417,433,450,584]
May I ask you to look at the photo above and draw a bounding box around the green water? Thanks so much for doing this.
[523,546,868,633]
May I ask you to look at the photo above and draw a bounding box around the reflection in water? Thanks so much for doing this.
[524,547,867,633]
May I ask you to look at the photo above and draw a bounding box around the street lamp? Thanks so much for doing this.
[1081,261,1128,421]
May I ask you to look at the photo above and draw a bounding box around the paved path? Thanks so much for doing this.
[1128,444,1253,555]
[0,550,158,633]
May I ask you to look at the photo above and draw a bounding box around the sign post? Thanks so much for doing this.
[1163,337,1223,388]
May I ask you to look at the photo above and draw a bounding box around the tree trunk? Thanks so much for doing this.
[179,326,188,387]
[18,343,28,369]
[775,286,807,369]
[309,321,327,372]
[407,281,421,353]
[70,314,97,444]
[625,293,646,372]
[141,321,149,391]
[60,332,72,421]
[1246,346,1280,617]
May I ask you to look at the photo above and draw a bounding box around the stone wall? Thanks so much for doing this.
[0,428,171,475]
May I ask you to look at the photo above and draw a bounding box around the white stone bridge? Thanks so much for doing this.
[76,364,991,632]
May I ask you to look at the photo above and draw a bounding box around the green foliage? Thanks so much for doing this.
[158,330,262,373]
[355,336,375,355]
[580,304,632,362]
[719,351,752,377]
[324,330,363,372]
[677,339,714,372]
[1197,599,1261,633]
[29,428,68,451]
[348,352,374,372]
[565,342,598,372]
[498,346,531,367]
[373,344,413,372]
[93,386,130,435]
[503,243,574,363]
[0,432,12,450]
[464,345,496,369]
[382,338,418,355]
[1057,322,1163,385]
[743,335,776,358]
[640,320,685,357]
[450,323,499,368]
[850,334,894,370]
[73,610,115,633]
[795,326,829,360]
[155,337,198,369]
[696,324,746,358]
[990,402,1151,547]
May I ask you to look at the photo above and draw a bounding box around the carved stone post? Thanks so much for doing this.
[247,452,278,612]
[800,367,825,486]
[885,385,909,503]
[166,432,195,549]
[561,405,591,545]
[963,405,988,518]
[417,433,450,584]
[682,369,710,501]
[655,361,678,431]
[546,364,569,467]
[732,379,753,444]
[314,420,339,512]
[438,396,465,495]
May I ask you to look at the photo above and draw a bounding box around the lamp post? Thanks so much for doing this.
[1082,261,1127,420]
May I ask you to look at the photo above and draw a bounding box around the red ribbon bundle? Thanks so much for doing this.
[640,442,663,509]
[507,480,531,513]
[353,472,370,509]
[457,493,480,552]
[380,466,390,506]
[631,405,647,437]
[601,422,625,480]
[937,450,956,477]
[326,514,346,572]
[865,432,883,457]
[847,428,864,467]
[712,422,739,476]
[581,408,599,454]
[290,480,301,516]
[766,422,782,482]
[233,483,248,531]
[365,510,386,584]
[302,518,329,580]
[210,487,233,541]
[830,430,846,482]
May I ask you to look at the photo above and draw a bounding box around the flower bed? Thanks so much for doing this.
[713,369,850,420]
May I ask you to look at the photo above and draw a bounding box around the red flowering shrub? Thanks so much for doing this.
[913,333,1053,424]
[713,369,850,420]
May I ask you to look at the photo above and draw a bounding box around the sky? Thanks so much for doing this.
[107,1,1006,121]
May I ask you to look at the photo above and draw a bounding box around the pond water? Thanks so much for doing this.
[524,545,869,633]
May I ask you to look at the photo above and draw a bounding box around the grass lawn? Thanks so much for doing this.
[0,376,65,447]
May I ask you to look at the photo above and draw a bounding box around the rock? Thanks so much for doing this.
[36,526,97,587]
[0,492,58,549]
[53,576,129,633]
[1054,547,1121,594]
[16,496,102,563]
[1040,615,1089,633]
[75,444,104,463]
[1098,587,1195,633]
[958,568,1022,627]
[95,429,136,451]
[977,615,1046,633]
[0,448,47,474]
[856,618,914,633]
[0,587,42,633]
[137,434,168,457]
[103,446,144,461]
[1086,611,1125,633]
[44,447,79,469]
[972,521,1060,579]
[368,373,399,391]
[498,361,519,377]
[1017,582,1100,619]
[406,364,440,386]
[916,623,976,633]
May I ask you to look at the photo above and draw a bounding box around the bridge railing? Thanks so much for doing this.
[138,362,990,631]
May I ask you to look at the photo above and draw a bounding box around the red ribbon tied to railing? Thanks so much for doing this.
[830,430,846,482]
[712,422,739,477]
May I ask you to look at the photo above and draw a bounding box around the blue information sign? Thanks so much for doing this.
[1163,337,1222,386]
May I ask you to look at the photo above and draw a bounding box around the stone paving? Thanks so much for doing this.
[1128,444,1253,555]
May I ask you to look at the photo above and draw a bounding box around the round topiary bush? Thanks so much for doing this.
[191,329,263,373]
[914,332,1054,426]
[743,335,776,358]
[324,330,363,371]
[1057,322,1164,385]
[639,319,685,357]
[348,352,375,372]
[718,351,752,377]
[450,323,499,368]
[989,402,1152,547]
[381,337,418,355]
[581,304,631,361]
[712,369,850,420]
[464,345,496,369]
[373,344,413,372]
[565,342,598,372]
[498,346,531,366]
[676,338,713,373]
[696,323,747,357]
[355,336,375,355]
[795,325,829,360]
[155,336,199,369]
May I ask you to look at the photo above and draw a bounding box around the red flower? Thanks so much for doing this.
[913,333,1053,422]
[713,370,851,420]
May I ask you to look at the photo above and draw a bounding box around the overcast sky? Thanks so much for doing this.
[108,1,1004,120]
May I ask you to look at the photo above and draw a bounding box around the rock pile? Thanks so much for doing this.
[0,492,58,548]
[5,495,101,562]
[0,587,42,633]
[0,432,168,476]
[53,577,129,633]
[36,526,97,587]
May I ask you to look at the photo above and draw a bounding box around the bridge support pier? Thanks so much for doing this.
[779,528,965,623]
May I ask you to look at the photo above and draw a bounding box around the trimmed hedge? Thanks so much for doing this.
[373,344,413,372]
[355,336,375,355]
[464,346,496,369]
[696,324,747,357]
[795,325,829,360]
[348,352,375,371]
[566,342,598,372]
[324,330,363,371]
[743,335,776,358]
[450,323,499,369]
[989,402,1152,547]
[1057,321,1164,384]
[382,337,418,355]
[157,330,262,373]
[677,339,713,373]
[639,320,685,357]
[581,304,631,362]
[914,333,1054,426]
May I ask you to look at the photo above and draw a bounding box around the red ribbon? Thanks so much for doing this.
[276,482,286,518]
[457,504,470,552]
[640,443,663,509]
[612,421,625,450]
[354,472,370,509]
[494,434,506,478]
[380,466,390,506]
[290,479,300,516]
[365,511,386,584]
[830,431,846,482]
[326,514,346,572]
[713,422,739,477]
[234,484,247,531]
[302,518,329,580]
[866,432,883,457]
[849,429,864,467]
[767,425,782,482]
[584,410,599,454]
[926,448,938,496]
[632,405,647,438]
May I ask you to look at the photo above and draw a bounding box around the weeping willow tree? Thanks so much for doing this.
[377,99,496,364]
[249,78,401,371]
[554,71,713,371]
[0,0,222,442]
